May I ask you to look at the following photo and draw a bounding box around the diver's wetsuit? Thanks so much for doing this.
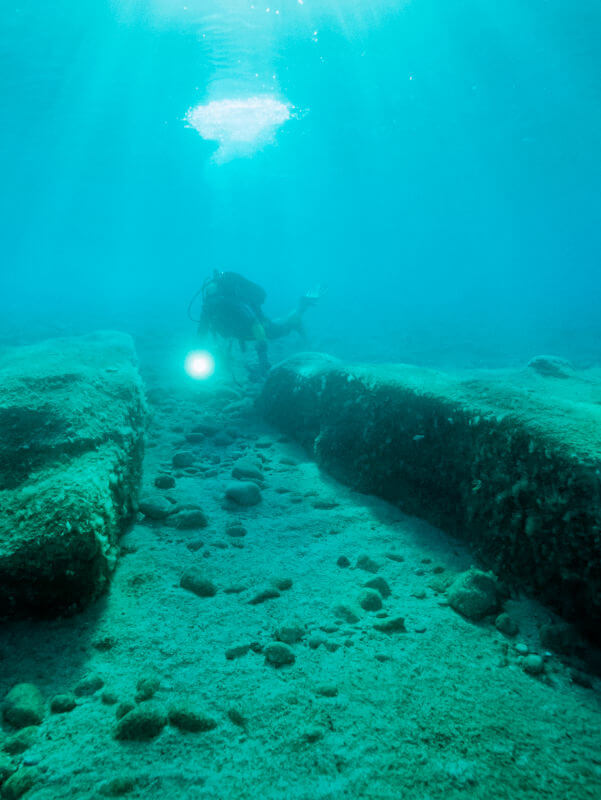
[198,271,305,374]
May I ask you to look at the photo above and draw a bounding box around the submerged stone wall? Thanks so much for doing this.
[259,353,601,640]
[0,332,146,616]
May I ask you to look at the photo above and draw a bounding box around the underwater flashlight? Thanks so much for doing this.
[184,350,215,380]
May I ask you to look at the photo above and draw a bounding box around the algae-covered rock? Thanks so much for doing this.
[1,727,38,755]
[1,766,39,799]
[225,481,262,506]
[447,569,499,620]
[2,684,44,729]
[114,705,167,741]
[0,332,146,617]
[50,693,76,714]
[167,706,217,733]
[259,354,601,641]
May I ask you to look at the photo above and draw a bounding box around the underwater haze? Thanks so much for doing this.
[2,0,601,366]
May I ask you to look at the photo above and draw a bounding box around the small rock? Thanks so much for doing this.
[99,776,136,796]
[316,685,338,698]
[74,674,104,697]
[358,589,383,612]
[172,451,195,468]
[447,569,499,620]
[225,644,251,660]
[337,556,350,568]
[249,587,280,605]
[225,481,262,506]
[264,642,295,667]
[527,355,574,379]
[1,767,39,800]
[168,706,217,733]
[324,640,341,653]
[138,494,173,520]
[2,728,38,755]
[114,705,167,740]
[116,702,135,720]
[363,577,391,598]
[224,584,247,594]
[50,694,76,714]
[232,458,263,483]
[303,726,324,742]
[356,554,380,573]
[311,499,338,510]
[101,691,119,706]
[214,431,234,446]
[308,635,326,650]
[373,616,407,634]
[0,754,16,783]
[275,624,305,645]
[171,509,208,529]
[227,708,246,728]
[385,551,405,563]
[180,568,217,598]
[186,539,204,552]
[2,684,44,729]
[495,612,518,637]
[272,577,293,591]
[225,523,247,538]
[332,603,360,624]
[185,432,205,444]
[154,474,175,490]
[515,643,529,655]
[522,654,545,676]
[135,676,160,703]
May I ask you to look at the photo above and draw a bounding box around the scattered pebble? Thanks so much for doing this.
[74,673,104,697]
[356,554,380,573]
[180,568,217,598]
[114,705,167,741]
[337,556,350,568]
[1,767,39,800]
[168,706,217,733]
[447,569,500,620]
[225,644,251,660]
[275,624,305,644]
[138,494,172,520]
[358,589,383,612]
[249,587,280,605]
[2,684,44,728]
[364,576,391,598]
[135,675,160,703]
[172,451,195,468]
[225,481,262,506]
[225,523,247,538]
[373,616,407,634]
[50,694,76,714]
[332,603,360,624]
[522,654,544,676]
[495,612,519,637]
[316,685,338,698]
[515,643,529,656]
[154,474,175,490]
[264,642,295,667]
[2,728,38,755]
[171,509,208,529]
[272,577,293,591]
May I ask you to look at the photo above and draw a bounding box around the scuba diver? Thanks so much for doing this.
[191,271,321,378]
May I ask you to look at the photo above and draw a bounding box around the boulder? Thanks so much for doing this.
[0,332,146,616]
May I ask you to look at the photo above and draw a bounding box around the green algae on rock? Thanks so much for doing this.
[260,353,601,641]
[0,332,146,617]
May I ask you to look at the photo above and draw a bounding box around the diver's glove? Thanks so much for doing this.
[298,284,324,312]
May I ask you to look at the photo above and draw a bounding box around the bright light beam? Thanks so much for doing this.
[185,350,216,380]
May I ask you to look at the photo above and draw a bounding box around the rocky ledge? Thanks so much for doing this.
[259,353,601,641]
[0,331,146,616]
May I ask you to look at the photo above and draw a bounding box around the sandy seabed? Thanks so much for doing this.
[0,339,600,800]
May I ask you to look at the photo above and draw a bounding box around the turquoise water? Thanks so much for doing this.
[2,0,601,363]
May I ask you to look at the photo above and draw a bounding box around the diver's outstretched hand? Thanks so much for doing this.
[299,284,325,312]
